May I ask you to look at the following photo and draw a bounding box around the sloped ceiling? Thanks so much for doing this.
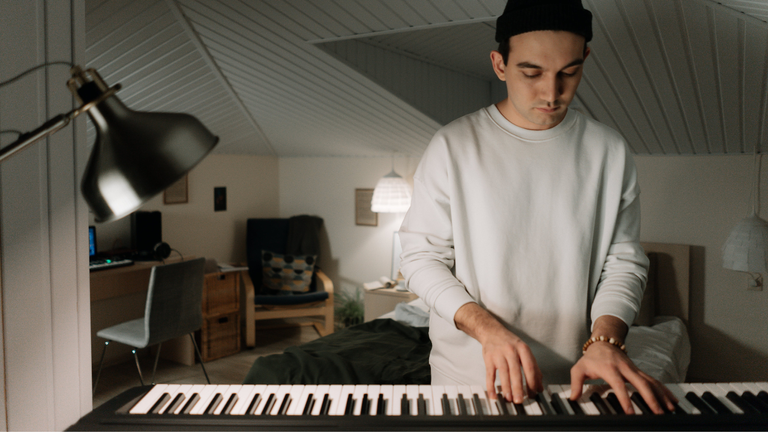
[85,0,768,157]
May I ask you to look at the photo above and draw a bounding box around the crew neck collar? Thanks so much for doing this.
[486,104,578,141]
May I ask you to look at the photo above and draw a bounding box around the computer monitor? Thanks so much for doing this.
[89,225,97,257]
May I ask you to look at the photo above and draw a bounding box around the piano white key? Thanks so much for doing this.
[444,385,460,416]
[548,385,575,415]
[252,385,279,415]
[406,385,420,415]
[283,385,307,416]
[268,385,293,416]
[457,385,476,415]
[665,384,699,415]
[212,385,241,415]
[470,385,493,415]
[392,385,406,416]
[418,385,433,415]
[290,385,316,416]
[189,385,222,415]
[430,385,444,416]
[380,385,394,416]
[742,382,765,395]
[310,385,329,416]
[523,396,543,415]
[366,385,380,415]
[701,383,744,414]
[130,384,169,415]
[352,385,368,416]
[154,384,181,414]
[578,385,601,416]
[331,385,354,416]
[229,385,260,415]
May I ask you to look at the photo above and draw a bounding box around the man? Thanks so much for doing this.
[398,0,677,415]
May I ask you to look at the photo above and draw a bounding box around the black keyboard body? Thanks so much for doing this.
[68,385,768,431]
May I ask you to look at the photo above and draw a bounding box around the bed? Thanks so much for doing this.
[242,242,691,386]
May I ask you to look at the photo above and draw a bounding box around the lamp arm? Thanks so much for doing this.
[0,112,73,163]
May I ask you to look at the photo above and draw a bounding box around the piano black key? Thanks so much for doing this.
[221,394,238,415]
[513,402,527,416]
[164,393,185,415]
[457,394,468,416]
[302,394,314,415]
[360,394,370,416]
[149,393,170,414]
[417,394,427,416]
[535,393,555,415]
[686,392,714,414]
[181,393,200,415]
[702,391,732,414]
[401,394,410,416]
[630,392,652,414]
[727,391,759,414]
[277,394,291,415]
[589,392,612,415]
[319,394,330,416]
[550,393,567,415]
[263,394,278,416]
[757,391,768,405]
[246,394,262,415]
[205,393,223,415]
[377,394,385,416]
[473,394,485,416]
[344,394,355,416]
[568,398,584,415]
[495,394,509,416]
[742,391,768,414]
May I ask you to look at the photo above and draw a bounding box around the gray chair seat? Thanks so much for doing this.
[96,318,146,348]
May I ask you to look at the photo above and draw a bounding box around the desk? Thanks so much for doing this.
[90,257,194,366]
[363,286,418,322]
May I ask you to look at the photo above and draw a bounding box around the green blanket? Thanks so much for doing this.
[243,319,431,385]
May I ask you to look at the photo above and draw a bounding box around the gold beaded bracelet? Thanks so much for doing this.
[582,336,626,354]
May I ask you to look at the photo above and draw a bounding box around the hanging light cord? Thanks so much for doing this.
[0,62,74,88]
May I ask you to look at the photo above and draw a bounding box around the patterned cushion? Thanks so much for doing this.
[262,250,316,294]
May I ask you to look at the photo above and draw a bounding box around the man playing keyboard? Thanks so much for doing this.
[398,0,677,416]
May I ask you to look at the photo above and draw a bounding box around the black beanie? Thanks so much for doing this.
[495,0,593,43]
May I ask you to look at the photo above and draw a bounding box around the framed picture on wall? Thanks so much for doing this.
[164,174,188,204]
[355,188,377,226]
[214,187,227,212]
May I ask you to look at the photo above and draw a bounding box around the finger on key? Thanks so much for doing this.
[486,359,503,401]
[602,373,634,415]
[627,375,664,414]
[507,357,525,404]
[519,345,543,395]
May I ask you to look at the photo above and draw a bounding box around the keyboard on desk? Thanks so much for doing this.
[89,258,134,272]
[69,383,768,430]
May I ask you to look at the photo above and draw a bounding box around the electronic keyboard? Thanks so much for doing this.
[68,383,768,430]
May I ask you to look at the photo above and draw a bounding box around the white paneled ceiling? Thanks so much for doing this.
[85,0,768,157]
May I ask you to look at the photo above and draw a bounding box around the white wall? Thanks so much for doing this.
[636,155,768,382]
[92,154,280,264]
[0,1,90,429]
[279,157,420,297]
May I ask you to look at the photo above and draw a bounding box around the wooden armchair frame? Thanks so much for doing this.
[242,268,334,348]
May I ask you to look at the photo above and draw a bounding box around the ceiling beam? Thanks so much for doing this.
[306,17,497,44]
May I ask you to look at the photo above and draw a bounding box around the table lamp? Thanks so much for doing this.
[0,66,218,222]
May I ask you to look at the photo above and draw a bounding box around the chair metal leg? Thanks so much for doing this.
[132,349,145,386]
[151,342,162,385]
[189,333,210,384]
[92,340,110,395]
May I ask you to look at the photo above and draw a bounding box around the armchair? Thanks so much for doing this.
[243,217,334,348]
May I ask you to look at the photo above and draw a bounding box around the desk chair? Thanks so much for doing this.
[93,257,210,394]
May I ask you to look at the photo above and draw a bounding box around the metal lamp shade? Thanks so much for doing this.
[79,83,218,223]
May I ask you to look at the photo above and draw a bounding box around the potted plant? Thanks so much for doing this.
[334,287,363,330]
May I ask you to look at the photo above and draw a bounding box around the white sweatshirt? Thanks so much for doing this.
[399,105,649,386]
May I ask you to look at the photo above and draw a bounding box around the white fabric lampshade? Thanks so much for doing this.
[722,212,768,273]
[371,170,412,213]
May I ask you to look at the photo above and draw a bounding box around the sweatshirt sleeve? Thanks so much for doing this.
[590,149,650,330]
[398,139,475,326]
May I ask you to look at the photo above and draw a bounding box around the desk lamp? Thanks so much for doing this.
[0,66,218,222]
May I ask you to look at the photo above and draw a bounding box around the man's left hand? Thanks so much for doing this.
[569,316,678,414]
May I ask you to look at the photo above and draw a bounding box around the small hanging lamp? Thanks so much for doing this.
[722,147,768,288]
[371,155,411,213]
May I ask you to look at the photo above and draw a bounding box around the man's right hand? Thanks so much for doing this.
[454,302,543,403]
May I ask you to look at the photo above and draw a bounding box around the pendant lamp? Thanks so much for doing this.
[0,66,218,223]
[371,157,411,213]
[722,150,768,288]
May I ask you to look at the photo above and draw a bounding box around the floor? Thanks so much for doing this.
[92,324,321,409]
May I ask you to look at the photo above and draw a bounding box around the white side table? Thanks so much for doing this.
[363,286,418,322]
